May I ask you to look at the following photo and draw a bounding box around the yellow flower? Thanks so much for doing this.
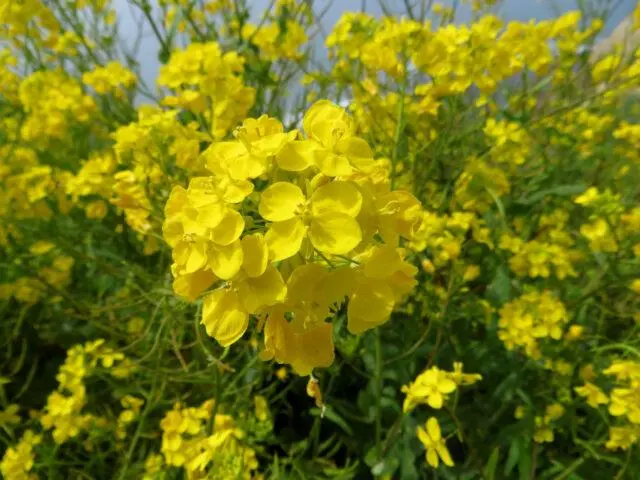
[259,180,363,260]
[575,382,608,408]
[448,362,482,386]
[564,324,583,341]
[417,418,454,468]
[254,396,270,421]
[402,366,457,412]
[462,264,480,282]
[275,367,289,381]
[29,241,55,255]
[605,426,639,451]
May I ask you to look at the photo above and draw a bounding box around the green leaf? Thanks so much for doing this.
[505,438,521,476]
[313,406,353,436]
[518,441,532,480]
[516,184,586,206]
[484,447,501,480]
[487,265,512,305]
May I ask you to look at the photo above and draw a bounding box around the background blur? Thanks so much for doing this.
[117,0,637,90]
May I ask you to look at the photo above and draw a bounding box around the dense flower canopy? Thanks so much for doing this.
[1,0,640,478]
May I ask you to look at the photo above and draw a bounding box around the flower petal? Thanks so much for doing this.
[241,233,269,278]
[427,392,444,409]
[210,209,244,246]
[265,217,306,261]
[310,181,362,218]
[309,212,361,255]
[172,270,217,302]
[290,322,335,375]
[236,265,286,314]
[426,417,441,441]
[208,241,243,280]
[259,182,305,222]
[347,277,395,334]
[276,140,316,172]
[426,448,439,468]
[201,289,248,347]
[437,444,454,467]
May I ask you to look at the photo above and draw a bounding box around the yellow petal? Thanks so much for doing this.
[236,265,286,314]
[336,136,375,172]
[437,444,454,467]
[211,210,245,246]
[426,448,439,468]
[223,180,254,204]
[310,181,362,218]
[204,141,246,177]
[286,264,328,302]
[172,270,216,302]
[416,426,430,447]
[265,217,306,261]
[241,233,269,278]
[262,307,296,364]
[276,140,315,172]
[427,392,444,409]
[165,185,187,217]
[196,202,225,230]
[290,322,335,375]
[363,245,405,279]
[314,150,354,177]
[315,267,357,306]
[303,100,352,147]
[426,417,441,441]
[201,289,248,347]
[163,217,184,247]
[184,241,207,274]
[259,182,305,222]
[308,212,362,255]
[208,241,243,280]
[346,277,395,334]
[438,378,457,394]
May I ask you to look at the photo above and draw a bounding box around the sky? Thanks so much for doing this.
[116,0,637,91]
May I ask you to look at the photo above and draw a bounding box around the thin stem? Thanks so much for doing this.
[374,327,383,464]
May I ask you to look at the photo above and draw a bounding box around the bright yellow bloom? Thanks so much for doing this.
[575,383,608,408]
[417,418,454,468]
[259,180,363,259]
[402,366,457,412]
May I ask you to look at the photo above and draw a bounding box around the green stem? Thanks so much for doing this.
[374,327,383,463]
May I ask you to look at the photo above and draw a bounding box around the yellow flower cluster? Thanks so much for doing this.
[453,158,511,213]
[572,360,640,451]
[484,118,531,166]
[158,400,258,478]
[242,0,310,63]
[0,242,74,304]
[116,395,144,440]
[40,339,132,444]
[157,42,255,138]
[18,70,96,146]
[0,430,42,480]
[162,100,422,374]
[498,290,570,359]
[402,363,481,413]
[0,50,20,104]
[0,0,59,44]
[606,361,640,426]
[402,363,481,468]
[533,403,565,443]
[500,210,580,280]
[82,61,137,97]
